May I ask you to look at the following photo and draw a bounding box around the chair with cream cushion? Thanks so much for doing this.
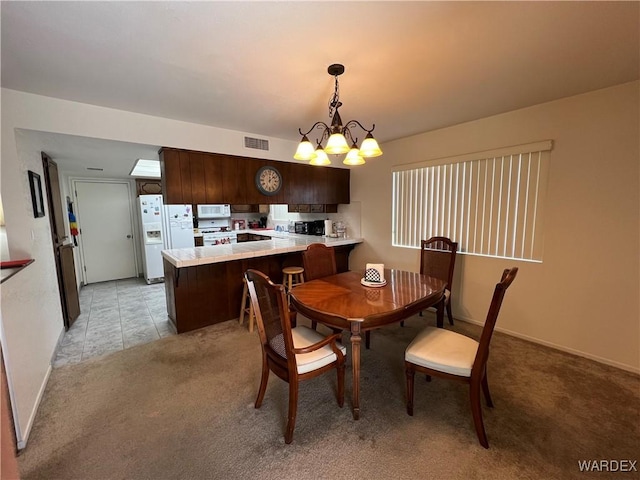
[245,269,346,444]
[405,267,518,448]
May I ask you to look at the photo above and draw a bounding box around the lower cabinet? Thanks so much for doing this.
[163,244,356,333]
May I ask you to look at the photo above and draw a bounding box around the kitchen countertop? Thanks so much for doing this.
[162,230,363,268]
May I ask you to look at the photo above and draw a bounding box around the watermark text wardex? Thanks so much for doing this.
[578,460,637,472]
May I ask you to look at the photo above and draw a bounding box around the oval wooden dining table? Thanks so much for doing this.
[289,269,446,420]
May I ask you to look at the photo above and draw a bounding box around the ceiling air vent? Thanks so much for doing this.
[244,137,269,151]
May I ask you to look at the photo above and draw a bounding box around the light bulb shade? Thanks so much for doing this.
[359,133,383,157]
[343,147,365,166]
[325,133,350,155]
[293,136,317,160]
[310,147,331,166]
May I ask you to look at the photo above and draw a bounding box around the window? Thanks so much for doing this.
[392,141,552,262]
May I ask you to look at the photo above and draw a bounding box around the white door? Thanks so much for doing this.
[74,181,137,284]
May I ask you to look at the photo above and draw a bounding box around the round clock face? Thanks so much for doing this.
[255,166,282,196]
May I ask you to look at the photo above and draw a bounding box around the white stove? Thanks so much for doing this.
[201,229,238,246]
[198,219,237,246]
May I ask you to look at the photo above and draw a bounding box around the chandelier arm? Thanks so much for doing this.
[342,127,358,146]
[343,120,376,135]
[298,121,331,138]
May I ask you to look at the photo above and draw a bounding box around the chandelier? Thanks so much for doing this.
[294,64,382,166]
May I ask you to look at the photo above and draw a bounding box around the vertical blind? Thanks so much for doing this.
[392,141,552,262]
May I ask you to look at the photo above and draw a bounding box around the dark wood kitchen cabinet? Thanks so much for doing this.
[231,204,258,213]
[222,155,248,204]
[135,178,162,196]
[202,153,225,203]
[160,148,192,204]
[160,147,350,206]
[326,167,350,204]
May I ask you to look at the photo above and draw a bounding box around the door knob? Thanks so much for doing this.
[127,234,132,239]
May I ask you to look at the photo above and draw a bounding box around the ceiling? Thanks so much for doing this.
[2,1,638,178]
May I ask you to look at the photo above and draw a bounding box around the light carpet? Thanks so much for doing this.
[17,313,640,480]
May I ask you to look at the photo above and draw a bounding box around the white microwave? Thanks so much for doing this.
[197,204,231,218]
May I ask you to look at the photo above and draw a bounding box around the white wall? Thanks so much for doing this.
[350,81,639,372]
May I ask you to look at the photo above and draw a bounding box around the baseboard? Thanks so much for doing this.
[17,327,63,450]
[17,363,52,450]
[52,325,66,363]
[456,315,640,375]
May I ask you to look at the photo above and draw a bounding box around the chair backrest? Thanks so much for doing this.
[245,269,296,369]
[302,243,337,281]
[420,237,458,291]
[471,267,518,377]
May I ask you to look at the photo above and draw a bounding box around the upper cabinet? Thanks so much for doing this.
[160,147,350,206]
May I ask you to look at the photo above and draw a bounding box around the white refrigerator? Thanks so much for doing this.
[138,194,165,283]
[138,195,195,284]
[162,203,195,250]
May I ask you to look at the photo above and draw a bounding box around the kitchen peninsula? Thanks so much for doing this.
[162,231,362,333]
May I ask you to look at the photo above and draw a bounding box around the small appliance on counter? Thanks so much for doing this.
[294,221,308,235]
[307,220,325,236]
[232,219,246,230]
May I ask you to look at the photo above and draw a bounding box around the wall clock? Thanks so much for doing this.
[255,165,282,196]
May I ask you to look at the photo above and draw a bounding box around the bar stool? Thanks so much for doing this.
[239,277,255,333]
[282,266,304,303]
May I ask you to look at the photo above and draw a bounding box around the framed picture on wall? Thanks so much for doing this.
[28,170,45,218]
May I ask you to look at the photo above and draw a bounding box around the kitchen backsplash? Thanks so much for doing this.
[268,202,361,238]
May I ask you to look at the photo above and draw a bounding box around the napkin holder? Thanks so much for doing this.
[364,264,385,283]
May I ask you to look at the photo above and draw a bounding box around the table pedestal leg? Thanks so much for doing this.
[350,322,362,420]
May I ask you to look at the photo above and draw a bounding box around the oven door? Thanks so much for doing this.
[202,234,218,246]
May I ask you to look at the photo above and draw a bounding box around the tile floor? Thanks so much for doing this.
[53,277,175,367]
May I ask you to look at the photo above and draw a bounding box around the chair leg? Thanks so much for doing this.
[255,354,269,409]
[337,362,345,408]
[400,320,405,327]
[248,299,255,333]
[470,380,489,448]
[365,330,371,349]
[446,301,454,325]
[481,370,494,407]
[405,365,415,416]
[239,280,248,326]
[285,379,299,444]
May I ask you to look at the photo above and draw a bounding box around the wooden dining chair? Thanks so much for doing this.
[302,243,337,281]
[301,243,337,330]
[404,267,518,448]
[245,269,346,444]
[419,236,458,325]
[367,236,458,350]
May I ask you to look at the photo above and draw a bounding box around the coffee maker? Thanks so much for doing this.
[306,220,325,236]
